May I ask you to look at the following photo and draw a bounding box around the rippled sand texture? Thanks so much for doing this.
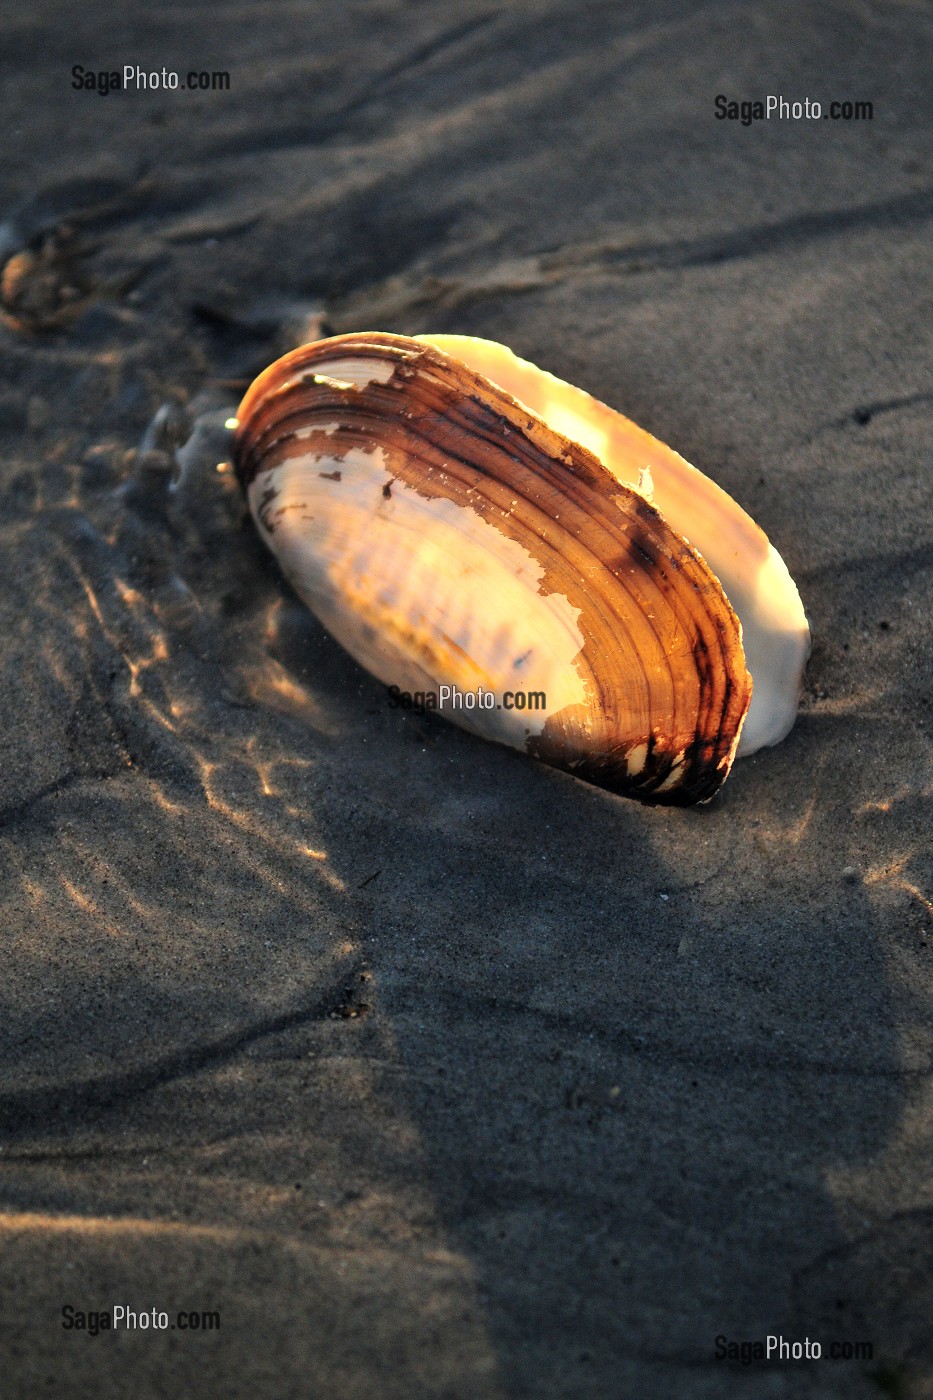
[1,2,932,1397]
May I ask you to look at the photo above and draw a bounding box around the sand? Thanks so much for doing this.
[1,2,931,1396]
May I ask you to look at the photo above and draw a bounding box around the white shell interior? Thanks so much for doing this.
[248,432,597,751]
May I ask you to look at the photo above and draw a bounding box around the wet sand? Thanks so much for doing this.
[1,2,932,1397]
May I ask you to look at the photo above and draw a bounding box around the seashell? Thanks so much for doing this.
[234,332,809,805]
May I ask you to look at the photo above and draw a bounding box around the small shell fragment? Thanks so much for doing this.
[235,333,809,805]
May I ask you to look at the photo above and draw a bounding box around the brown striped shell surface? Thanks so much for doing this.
[235,333,755,805]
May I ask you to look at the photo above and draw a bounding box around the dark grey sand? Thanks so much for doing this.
[1,3,932,1397]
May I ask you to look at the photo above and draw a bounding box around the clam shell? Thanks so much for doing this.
[235,333,807,805]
